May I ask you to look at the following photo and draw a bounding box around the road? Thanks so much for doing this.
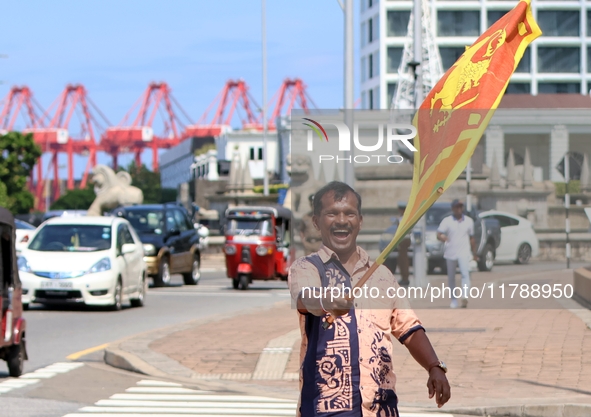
[0,260,584,417]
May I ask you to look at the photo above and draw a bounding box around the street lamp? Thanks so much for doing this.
[338,0,354,186]
[262,0,269,196]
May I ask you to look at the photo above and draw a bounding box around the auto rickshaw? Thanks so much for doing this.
[224,206,292,290]
[0,207,27,376]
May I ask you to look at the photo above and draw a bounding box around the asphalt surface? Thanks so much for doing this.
[12,270,290,373]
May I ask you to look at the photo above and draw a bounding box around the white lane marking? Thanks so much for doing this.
[78,407,296,415]
[110,393,294,402]
[147,292,289,297]
[136,380,184,387]
[0,362,83,395]
[95,400,297,409]
[125,387,210,394]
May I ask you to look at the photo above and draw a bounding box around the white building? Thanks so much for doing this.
[360,0,591,110]
[216,130,279,180]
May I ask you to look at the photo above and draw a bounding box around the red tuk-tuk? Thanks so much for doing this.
[224,206,292,290]
[0,207,27,376]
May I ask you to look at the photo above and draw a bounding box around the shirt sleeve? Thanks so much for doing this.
[437,217,449,234]
[288,256,324,316]
[375,265,424,343]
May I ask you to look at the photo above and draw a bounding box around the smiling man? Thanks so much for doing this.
[288,181,450,417]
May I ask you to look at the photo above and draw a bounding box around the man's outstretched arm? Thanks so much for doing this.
[403,329,451,408]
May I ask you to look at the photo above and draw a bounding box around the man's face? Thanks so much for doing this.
[452,204,464,218]
[313,191,362,255]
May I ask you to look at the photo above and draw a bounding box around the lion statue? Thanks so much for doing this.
[87,165,144,216]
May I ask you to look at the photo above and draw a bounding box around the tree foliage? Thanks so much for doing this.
[121,162,165,204]
[50,183,96,210]
[0,132,42,213]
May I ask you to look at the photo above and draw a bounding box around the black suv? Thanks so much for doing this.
[112,204,201,286]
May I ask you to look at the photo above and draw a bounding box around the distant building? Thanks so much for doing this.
[361,0,591,109]
[159,136,214,189]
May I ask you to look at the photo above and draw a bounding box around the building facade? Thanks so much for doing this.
[360,0,591,110]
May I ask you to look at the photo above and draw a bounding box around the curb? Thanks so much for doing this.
[445,403,591,417]
[103,301,299,400]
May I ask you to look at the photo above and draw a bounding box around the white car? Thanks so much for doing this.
[15,219,36,253]
[479,210,539,264]
[18,216,147,310]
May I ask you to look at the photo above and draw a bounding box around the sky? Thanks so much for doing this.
[1,0,357,179]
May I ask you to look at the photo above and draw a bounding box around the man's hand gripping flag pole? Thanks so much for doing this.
[322,0,541,330]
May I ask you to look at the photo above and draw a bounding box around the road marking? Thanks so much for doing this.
[62,379,450,417]
[67,343,110,360]
[0,362,83,395]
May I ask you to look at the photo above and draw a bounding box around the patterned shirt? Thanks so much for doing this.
[288,246,424,417]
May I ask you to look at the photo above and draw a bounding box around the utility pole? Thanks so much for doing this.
[340,0,355,186]
[262,0,269,195]
[466,158,472,211]
[565,153,571,269]
[411,0,427,288]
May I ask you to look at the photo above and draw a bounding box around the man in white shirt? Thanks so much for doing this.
[436,199,478,308]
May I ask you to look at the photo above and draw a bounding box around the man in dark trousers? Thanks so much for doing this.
[289,181,450,417]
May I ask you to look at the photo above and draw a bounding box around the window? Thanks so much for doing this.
[361,91,367,109]
[588,47,591,73]
[506,83,531,94]
[369,18,374,43]
[361,22,367,46]
[173,210,189,232]
[258,148,263,160]
[538,47,580,73]
[515,48,531,73]
[249,147,255,160]
[439,47,465,70]
[387,11,410,37]
[369,89,374,110]
[538,83,580,94]
[361,56,367,81]
[369,53,374,78]
[375,50,380,77]
[387,47,403,73]
[165,210,178,232]
[487,10,510,28]
[538,11,579,37]
[438,11,480,37]
[249,147,262,160]
[492,215,519,228]
[588,11,591,38]
[387,83,397,108]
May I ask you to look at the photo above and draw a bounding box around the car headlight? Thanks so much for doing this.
[87,258,111,274]
[224,244,237,255]
[256,245,272,256]
[143,244,156,256]
[17,257,31,273]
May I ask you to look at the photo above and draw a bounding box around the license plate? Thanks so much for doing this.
[40,281,73,289]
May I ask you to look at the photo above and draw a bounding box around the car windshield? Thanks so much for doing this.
[123,209,164,234]
[15,220,35,230]
[226,218,272,236]
[28,225,112,252]
[425,207,451,226]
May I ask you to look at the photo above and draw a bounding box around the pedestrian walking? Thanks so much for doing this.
[436,199,478,309]
[289,181,450,417]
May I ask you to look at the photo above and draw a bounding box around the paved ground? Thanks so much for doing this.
[127,261,591,415]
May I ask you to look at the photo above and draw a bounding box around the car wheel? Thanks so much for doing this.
[232,278,239,289]
[183,256,201,285]
[516,243,532,265]
[239,274,249,290]
[154,257,171,287]
[7,338,25,377]
[130,275,146,307]
[110,279,123,311]
[478,244,494,272]
[22,303,29,311]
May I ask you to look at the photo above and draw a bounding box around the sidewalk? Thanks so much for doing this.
[104,268,591,416]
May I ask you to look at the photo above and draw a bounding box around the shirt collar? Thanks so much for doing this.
[453,214,465,222]
[317,245,370,268]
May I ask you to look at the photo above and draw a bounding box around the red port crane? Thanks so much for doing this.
[0,86,48,209]
[25,84,110,205]
[264,78,316,130]
[102,82,192,171]
[184,79,259,137]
